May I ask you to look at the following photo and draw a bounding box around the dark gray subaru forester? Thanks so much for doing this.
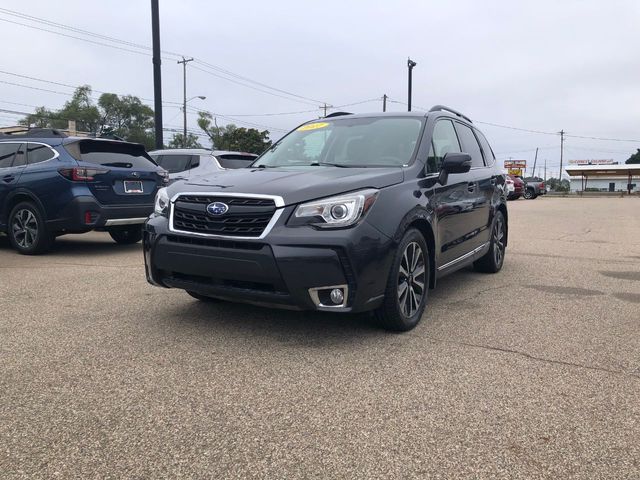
[144,106,507,331]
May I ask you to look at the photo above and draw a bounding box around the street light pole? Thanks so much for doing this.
[178,56,194,147]
[407,58,417,112]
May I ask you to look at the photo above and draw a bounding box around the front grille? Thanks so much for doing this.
[171,195,276,237]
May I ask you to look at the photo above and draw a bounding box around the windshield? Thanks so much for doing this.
[254,116,423,168]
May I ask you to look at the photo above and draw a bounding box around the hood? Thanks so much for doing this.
[167,166,404,206]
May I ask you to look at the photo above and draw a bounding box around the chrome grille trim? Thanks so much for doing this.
[168,192,285,240]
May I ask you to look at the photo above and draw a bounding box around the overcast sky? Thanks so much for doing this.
[1,0,639,177]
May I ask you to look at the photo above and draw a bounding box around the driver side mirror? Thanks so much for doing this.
[438,152,472,185]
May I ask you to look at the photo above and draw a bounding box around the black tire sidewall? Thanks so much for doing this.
[377,228,430,331]
[108,225,143,244]
[492,211,506,270]
[8,202,51,255]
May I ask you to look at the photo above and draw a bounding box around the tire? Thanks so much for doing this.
[186,291,219,302]
[375,228,430,332]
[108,225,143,244]
[474,210,506,273]
[8,201,54,255]
[523,188,536,200]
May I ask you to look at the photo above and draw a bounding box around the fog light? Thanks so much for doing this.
[330,288,344,305]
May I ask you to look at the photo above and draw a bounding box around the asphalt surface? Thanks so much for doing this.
[1,197,639,479]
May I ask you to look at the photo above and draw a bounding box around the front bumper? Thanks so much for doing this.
[49,196,154,232]
[143,209,396,313]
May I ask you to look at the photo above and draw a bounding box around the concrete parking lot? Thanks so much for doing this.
[1,197,639,479]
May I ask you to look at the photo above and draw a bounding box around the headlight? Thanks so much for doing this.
[290,189,378,228]
[154,187,170,216]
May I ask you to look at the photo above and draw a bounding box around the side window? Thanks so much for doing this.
[14,144,26,166]
[475,130,495,166]
[155,155,194,174]
[426,120,461,173]
[0,143,20,168]
[455,123,484,168]
[27,143,56,164]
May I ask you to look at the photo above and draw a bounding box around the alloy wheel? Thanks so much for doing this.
[493,216,505,266]
[397,241,426,317]
[12,209,38,249]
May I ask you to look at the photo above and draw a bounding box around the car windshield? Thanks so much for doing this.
[253,116,423,168]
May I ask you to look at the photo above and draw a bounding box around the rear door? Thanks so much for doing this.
[66,140,161,205]
[454,122,493,250]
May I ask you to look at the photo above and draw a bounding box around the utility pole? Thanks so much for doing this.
[559,129,565,182]
[151,0,163,149]
[178,56,194,147]
[382,94,387,112]
[544,158,547,184]
[407,58,417,111]
[532,147,538,177]
[319,103,333,117]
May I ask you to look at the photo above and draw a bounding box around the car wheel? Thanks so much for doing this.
[108,225,143,244]
[186,291,219,302]
[8,202,54,255]
[523,188,536,199]
[375,228,430,332]
[474,210,506,273]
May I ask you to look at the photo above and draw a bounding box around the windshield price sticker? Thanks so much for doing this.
[297,122,329,132]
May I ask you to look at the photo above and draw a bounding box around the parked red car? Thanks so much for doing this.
[506,174,524,200]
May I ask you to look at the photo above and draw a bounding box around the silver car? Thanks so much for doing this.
[148,148,257,183]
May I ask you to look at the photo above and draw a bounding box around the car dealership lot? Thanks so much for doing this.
[1,197,639,478]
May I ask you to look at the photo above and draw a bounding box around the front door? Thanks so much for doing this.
[0,142,26,228]
[427,119,477,267]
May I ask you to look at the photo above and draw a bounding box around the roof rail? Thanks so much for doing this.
[325,111,352,118]
[428,105,472,123]
[0,127,68,138]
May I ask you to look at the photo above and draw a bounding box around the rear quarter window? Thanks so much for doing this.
[65,140,157,169]
[155,154,195,173]
[216,154,257,169]
[27,143,57,164]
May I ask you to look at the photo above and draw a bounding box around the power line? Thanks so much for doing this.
[0,9,329,107]
[189,64,319,107]
[193,59,327,105]
[0,6,185,58]
[0,70,183,106]
[564,133,640,143]
[195,98,380,118]
[0,79,72,96]
[0,17,166,58]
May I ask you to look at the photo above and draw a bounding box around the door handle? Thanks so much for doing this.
[467,182,476,193]
[2,175,15,183]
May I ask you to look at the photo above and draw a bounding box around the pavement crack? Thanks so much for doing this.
[427,336,640,380]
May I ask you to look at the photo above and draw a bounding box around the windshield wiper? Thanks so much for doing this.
[309,161,350,168]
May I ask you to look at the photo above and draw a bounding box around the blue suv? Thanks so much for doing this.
[0,128,167,254]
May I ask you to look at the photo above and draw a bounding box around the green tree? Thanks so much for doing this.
[21,86,156,149]
[197,111,225,147]
[626,149,640,164]
[167,133,202,149]
[97,93,155,149]
[58,85,101,133]
[547,177,570,192]
[197,112,271,154]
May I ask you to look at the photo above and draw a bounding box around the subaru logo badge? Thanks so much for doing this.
[206,202,229,216]
[131,171,139,178]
